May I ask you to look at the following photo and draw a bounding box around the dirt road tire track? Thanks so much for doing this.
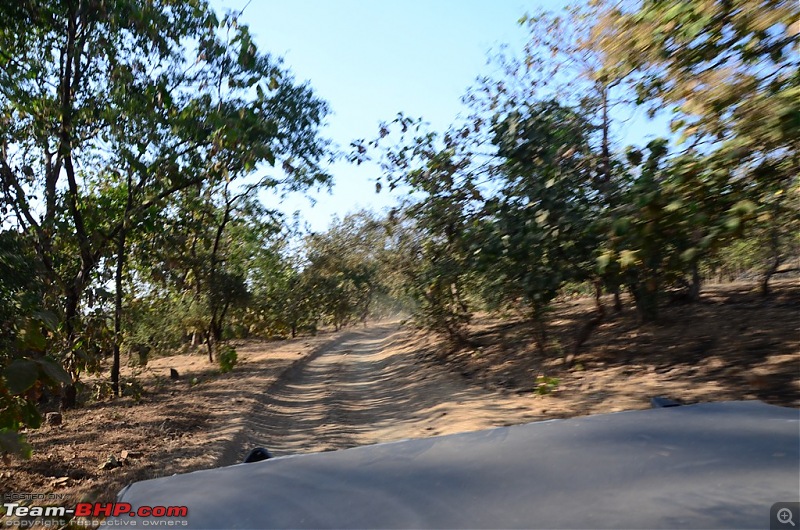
[217,323,543,466]
[216,326,395,466]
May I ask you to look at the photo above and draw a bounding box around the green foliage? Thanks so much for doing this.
[0,312,70,457]
[396,169,476,342]
[598,0,798,162]
[130,186,292,358]
[360,0,799,343]
[477,100,601,334]
[0,0,332,450]
[0,0,795,457]
[361,115,485,342]
[597,0,799,300]
[217,345,238,374]
[121,379,146,402]
[246,257,315,338]
[535,375,560,395]
[299,211,401,331]
[0,231,61,457]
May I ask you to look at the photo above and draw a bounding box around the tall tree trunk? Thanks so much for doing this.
[761,255,781,297]
[689,259,701,302]
[629,277,659,324]
[637,281,659,323]
[206,186,231,362]
[58,4,87,412]
[206,330,215,363]
[209,302,229,348]
[112,228,126,397]
[612,285,622,312]
[111,171,133,396]
[60,289,80,411]
[568,280,606,365]
[761,225,782,297]
[530,304,548,354]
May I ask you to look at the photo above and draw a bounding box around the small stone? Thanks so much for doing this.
[69,469,89,480]
[51,477,69,486]
[45,412,62,426]
[99,455,121,470]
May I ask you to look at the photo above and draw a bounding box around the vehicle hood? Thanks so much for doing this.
[114,400,800,529]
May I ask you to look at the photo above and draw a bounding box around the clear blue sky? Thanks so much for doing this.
[210,0,653,233]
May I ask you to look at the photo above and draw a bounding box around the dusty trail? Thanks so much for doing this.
[221,323,541,464]
[5,281,795,506]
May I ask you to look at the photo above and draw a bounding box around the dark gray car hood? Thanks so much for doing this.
[114,400,800,529]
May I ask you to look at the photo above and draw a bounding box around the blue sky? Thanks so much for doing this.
[211,0,576,231]
[210,0,659,233]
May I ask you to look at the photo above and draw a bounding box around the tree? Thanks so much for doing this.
[369,116,484,343]
[301,211,395,331]
[453,2,639,332]
[597,0,797,157]
[130,182,298,362]
[468,1,637,197]
[0,230,70,457]
[248,258,314,338]
[476,100,601,347]
[597,0,800,297]
[0,0,331,405]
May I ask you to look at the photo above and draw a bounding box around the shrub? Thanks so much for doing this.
[535,375,560,395]
[218,345,238,374]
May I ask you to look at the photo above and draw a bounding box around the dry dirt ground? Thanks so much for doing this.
[1,280,798,526]
[430,279,799,413]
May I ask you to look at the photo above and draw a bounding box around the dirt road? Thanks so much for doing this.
[10,284,794,505]
[4,323,550,505]
[220,323,541,465]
